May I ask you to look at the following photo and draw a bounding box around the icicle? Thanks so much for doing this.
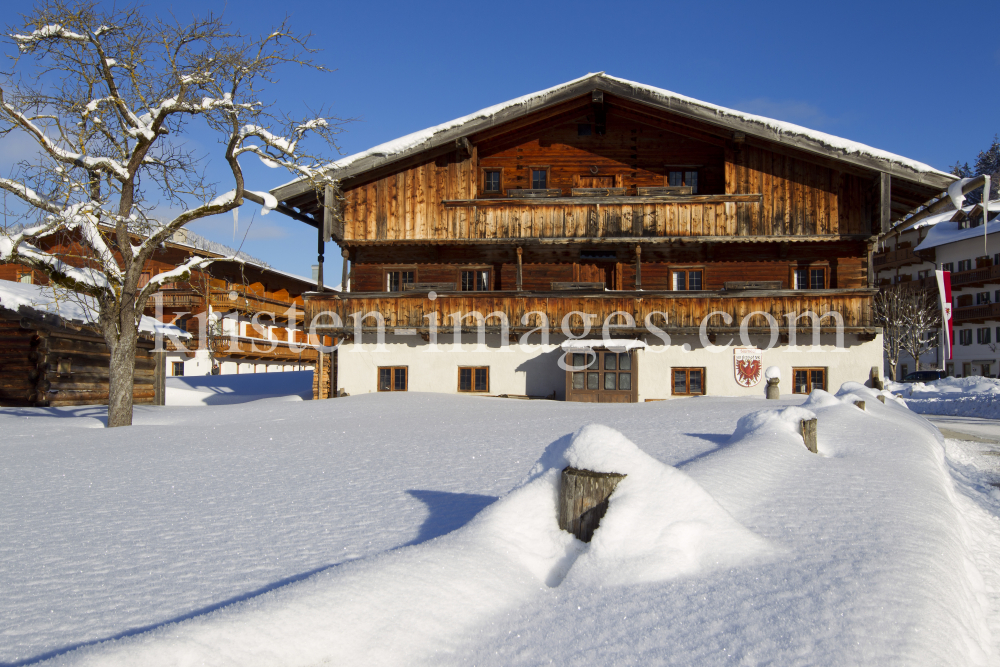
[233,207,239,241]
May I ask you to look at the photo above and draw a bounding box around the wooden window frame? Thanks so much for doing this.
[17,271,33,284]
[383,266,417,292]
[377,366,408,392]
[665,167,699,194]
[171,361,185,377]
[458,266,492,291]
[565,348,639,403]
[458,366,490,393]
[790,262,830,290]
[670,266,705,291]
[978,327,992,345]
[528,165,551,190]
[481,168,504,196]
[671,367,706,396]
[792,367,827,394]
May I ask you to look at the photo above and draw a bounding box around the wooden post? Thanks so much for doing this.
[854,400,866,411]
[635,245,642,289]
[800,418,818,453]
[880,173,891,234]
[869,366,883,391]
[558,466,626,543]
[341,248,350,292]
[877,395,886,404]
[516,246,523,291]
[316,224,325,292]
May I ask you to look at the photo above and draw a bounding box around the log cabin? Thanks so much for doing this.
[269,73,956,401]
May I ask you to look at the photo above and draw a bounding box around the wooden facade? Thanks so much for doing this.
[0,306,165,408]
[269,74,955,401]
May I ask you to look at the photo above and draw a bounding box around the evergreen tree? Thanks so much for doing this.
[974,135,1000,201]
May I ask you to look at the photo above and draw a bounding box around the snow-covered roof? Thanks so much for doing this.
[273,72,953,200]
[0,280,191,339]
[914,201,1000,251]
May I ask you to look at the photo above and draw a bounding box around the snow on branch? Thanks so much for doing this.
[0,236,112,296]
[0,178,61,215]
[137,254,238,311]
[12,24,90,49]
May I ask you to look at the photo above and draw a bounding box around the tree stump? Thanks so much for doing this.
[800,418,818,453]
[558,467,626,543]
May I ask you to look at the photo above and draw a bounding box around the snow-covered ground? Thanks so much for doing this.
[890,377,1000,419]
[166,371,313,406]
[3,385,1000,665]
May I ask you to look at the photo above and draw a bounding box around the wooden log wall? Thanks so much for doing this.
[0,314,162,407]
[305,292,874,333]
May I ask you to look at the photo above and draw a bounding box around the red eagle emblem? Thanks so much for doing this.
[736,357,762,386]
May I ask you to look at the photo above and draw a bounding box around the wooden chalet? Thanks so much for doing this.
[1,227,326,379]
[269,73,955,401]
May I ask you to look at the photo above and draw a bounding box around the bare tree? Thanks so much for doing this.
[874,287,941,380]
[0,2,340,425]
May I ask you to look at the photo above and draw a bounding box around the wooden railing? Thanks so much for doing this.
[163,335,319,362]
[303,290,876,335]
[872,247,928,271]
[953,302,1000,324]
[950,264,1000,289]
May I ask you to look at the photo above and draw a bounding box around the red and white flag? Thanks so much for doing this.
[935,270,953,360]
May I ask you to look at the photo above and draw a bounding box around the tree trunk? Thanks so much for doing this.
[107,329,137,427]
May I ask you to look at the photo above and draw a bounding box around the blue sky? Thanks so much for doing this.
[4,0,998,282]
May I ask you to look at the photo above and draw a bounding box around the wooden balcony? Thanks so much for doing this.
[950,264,1000,289]
[152,290,204,309]
[163,335,319,362]
[953,302,1000,325]
[303,289,877,336]
[147,289,304,324]
[872,246,930,271]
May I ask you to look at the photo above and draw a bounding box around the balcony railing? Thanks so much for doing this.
[303,289,876,336]
[953,302,1000,324]
[950,264,1000,289]
[873,247,930,271]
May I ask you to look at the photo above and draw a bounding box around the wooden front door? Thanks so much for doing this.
[565,349,638,403]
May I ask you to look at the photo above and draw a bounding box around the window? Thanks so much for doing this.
[794,267,827,289]
[569,352,600,391]
[978,292,991,305]
[172,361,184,376]
[531,168,548,190]
[386,269,415,292]
[917,269,932,279]
[978,327,992,345]
[577,123,592,136]
[460,269,490,291]
[17,272,32,284]
[958,259,973,272]
[378,367,408,391]
[900,365,908,380]
[995,290,1000,304]
[668,170,698,193]
[942,262,954,273]
[672,368,705,395]
[947,362,955,377]
[959,329,973,346]
[601,351,633,391]
[672,269,703,291]
[139,271,151,288]
[569,352,634,393]
[996,326,1000,343]
[458,367,489,393]
[483,169,501,193]
[793,368,826,394]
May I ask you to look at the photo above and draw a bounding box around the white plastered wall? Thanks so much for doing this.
[337,331,883,399]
